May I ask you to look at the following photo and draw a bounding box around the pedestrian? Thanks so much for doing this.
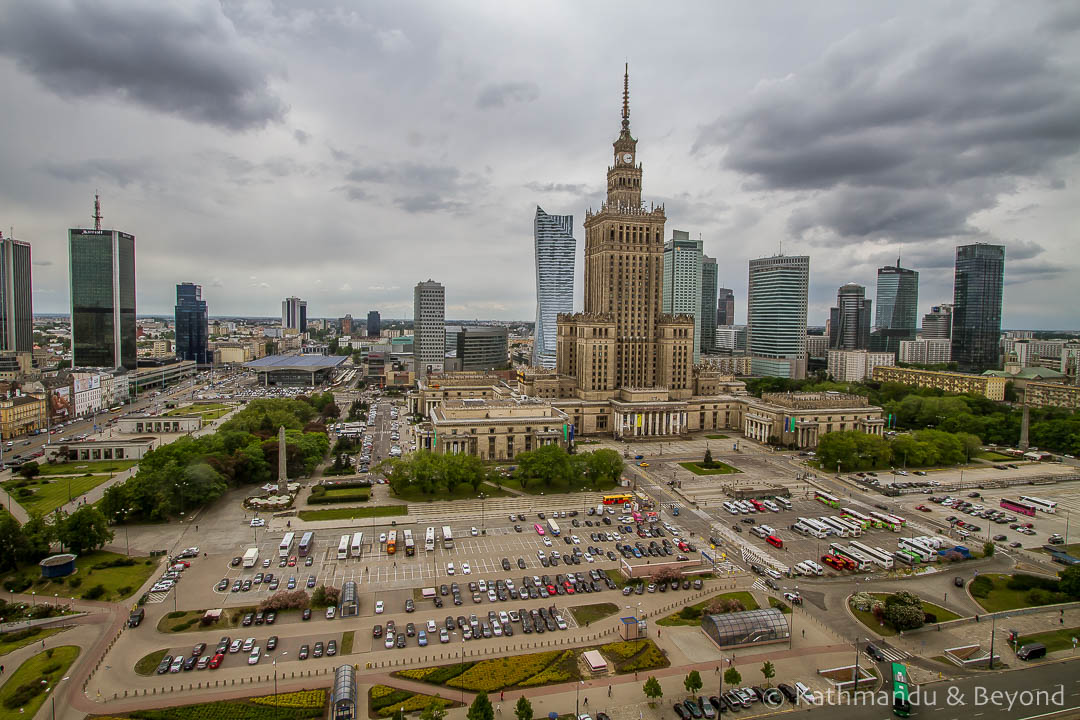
[1,664,4,674]
[608,685,612,697]
[584,698,588,706]
[195,524,199,532]
[501,691,504,701]
[715,666,719,674]
[802,629,805,638]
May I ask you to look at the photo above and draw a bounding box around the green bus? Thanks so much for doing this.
[891,662,911,717]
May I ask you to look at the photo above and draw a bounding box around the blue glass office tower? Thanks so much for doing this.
[747,255,809,379]
[175,283,209,364]
[952,243,1005,370]
[69,226,137,369]
[871,260,919,355]
[533,207,575,368]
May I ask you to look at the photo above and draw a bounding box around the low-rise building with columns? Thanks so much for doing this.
[742,392,885,446]
[414,397,570,460]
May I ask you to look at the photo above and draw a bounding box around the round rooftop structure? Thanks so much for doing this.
[39,553,78,578]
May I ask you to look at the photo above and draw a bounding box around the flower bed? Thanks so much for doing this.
[517,651,576,687]
[368,686,453,718]
[250,690,326,709]
[446,651,563,691]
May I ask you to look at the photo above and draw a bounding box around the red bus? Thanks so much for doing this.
[1000,499,1036,517]
[750,499,766,512]
[766,535,783,549]
[821,554,845,570]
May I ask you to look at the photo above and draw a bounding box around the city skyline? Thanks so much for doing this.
[2,3,1078,329]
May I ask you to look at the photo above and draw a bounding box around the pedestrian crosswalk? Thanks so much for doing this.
[751,579,770,593]
[144,590,170,604]
[875,644,908,662]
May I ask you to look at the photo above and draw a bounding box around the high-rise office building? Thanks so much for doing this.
[558,65,694,398]
[663,231,703,363]
[413,280,445,375]
[0,233,32,353]
[366,311,381,337]
[829,283,872,350]
[458,326,509,371]
[175,283,208,364]
[871,260,919,355]
[533,206,575,369]
[746,255,809,379]
[282,297,307,333]
[922,304,953,340]
[952,243,1005,370]
[717,287,735,327]
[340,314,353,335]
[69,197,137,369]
[700,256,717,356]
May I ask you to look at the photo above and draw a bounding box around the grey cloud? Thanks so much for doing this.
[476,81,539,109]
[394,193,465,214]
[0,1,286,131]
[293,129,311,144]
[524,182,590,194]
[696,22,1080,245]
[42,158,156,188]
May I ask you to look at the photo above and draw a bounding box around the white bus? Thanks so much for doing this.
[547,518,561,536]
[829,543,872,571]
[442,525,453,549]
[800,517,834,536]
[404,529,415,557]
[841,508,873,529]
[298,532,314,557]
[350,532,364,558]
[775,496,792,510]
[820,517,852,537]
[830,516,863,537]
[1018,495,1058,514]
[278,531,295,558]
[869,511,903,532]
[337,534,351,560]
[911,535,943,550]
[850,541,895,570]
[897,537,933,562]
[425,527,436,552]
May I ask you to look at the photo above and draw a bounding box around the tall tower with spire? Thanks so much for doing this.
[558,66,693,397]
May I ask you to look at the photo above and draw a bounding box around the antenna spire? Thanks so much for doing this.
[93,194,103,230]
[621,62,630,131]
[897,243,902,268]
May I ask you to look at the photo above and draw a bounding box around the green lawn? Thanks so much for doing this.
[34,459,138,476]
[390,481,510,502]
[0,627,67,657]
[850,593,963,636]
[0,645,80,720]
[497,476,618,495]
[3,473,115,515]
[135,648,170,676]
[298,505,408,522]
[307,487,371,504]
[1016,626,1080,653]
[2,551,157,602]
[157,606,260,634]
[976,451,1014,461]
[340,630,354,655]
[679,461,741,475]
[705,434,729,439]
[970,573,1056,613]
[568,603,619,625]
[657,591,759,626]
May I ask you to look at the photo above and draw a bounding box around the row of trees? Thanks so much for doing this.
[0,506,113,572]
[382,445,624,498]
[816,428,982,472]
[101,398,329,522]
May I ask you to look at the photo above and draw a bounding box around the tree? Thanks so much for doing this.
[0,512,23,572]
[684,670,703,696]
[422,700,448,720]
[19,512,54,562]
[723,668,742,687]
[643,676,663,705]
[583,449,623,488]
[983,541,995,558]
[467,692,494,720]
[1059,565,1080,598]
[513,696,533,720]
[760,661,775,687]
[883,591,925,631]
[703,448,715,468]
[56,506,114,556]
[18,461,40,479]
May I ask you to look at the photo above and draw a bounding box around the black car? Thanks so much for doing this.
[266,635,278,651]
[302,608,312,621]
[242,613,254,626]
[192,642,207,656]
[396,633,406,648]
[230,557,242,567]
[777,684,798,702]
[865,643,886,661]
[373,624,383,638]
[674,704,689,720]
[684,699,704,719]
[502,558,511,571]
[518,558,526,569]
[156,655,174,674]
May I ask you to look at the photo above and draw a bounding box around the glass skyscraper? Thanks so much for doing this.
[829,283,871,350]
[747,255,809,379]
[0,234,33,353]
[367,310,381,337]
[662,231,703,364]
[717,287,735,327]
[533,207,575,368]
[69,228,136,369]
[282,296,307,333]
[871,261,919,354]
[952,243,1005,370]
[700,255,717,355]
[175,283,209,364]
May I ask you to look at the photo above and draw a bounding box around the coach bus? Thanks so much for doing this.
[298,531,314,557]
[404,529,415,556]
[386,530,398,555]
[893,550,917,566]
[350,532,364,558]
[869,511,903,532]
[841,508,873,529]
[1018,495,1058,514]
[547,518,561,536]
[442,525,453,549]
[603,493,633,505]
[1000,499,1036,517]
[897,537,933,562]
[891,663,912,717]
[815,490,841,509]
[634,491,654,509]
[828,543,871,571]
[800,517,834,536]
[832,516,864,537]
[820,517,852,537]
[278,531,295,558]
[850,541,895,570]
[337,534,350,560]
[425,526,436,552]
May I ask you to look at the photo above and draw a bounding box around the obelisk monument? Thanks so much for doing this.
[277,425,287,493]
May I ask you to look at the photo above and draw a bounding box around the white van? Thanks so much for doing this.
[750,526,769,538]
[763,500,780,513]
[794,682,816,704]
[804,560,825,575]
[775,497,792,509]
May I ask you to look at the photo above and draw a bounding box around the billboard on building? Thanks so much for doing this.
[49,387,71,419]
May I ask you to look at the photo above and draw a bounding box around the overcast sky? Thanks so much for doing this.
[2,1,1078,328]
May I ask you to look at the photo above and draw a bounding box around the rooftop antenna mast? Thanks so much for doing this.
[93,193,103,230]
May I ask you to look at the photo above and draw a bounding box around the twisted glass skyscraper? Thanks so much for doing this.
[533,207,575,368]
[952,243,1004,370]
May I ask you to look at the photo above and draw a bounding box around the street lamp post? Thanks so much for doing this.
[480,493,486,534]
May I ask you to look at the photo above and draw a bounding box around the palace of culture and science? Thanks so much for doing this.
[410,69,885,458]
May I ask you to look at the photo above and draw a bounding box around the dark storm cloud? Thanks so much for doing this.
[0,1,286,131]
[476,81,540,109]
[695,23,1080,246]
[42,157,156,188]
[524,182,591,194]
[341,161,483,214]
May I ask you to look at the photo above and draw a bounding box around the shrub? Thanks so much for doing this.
[446,651,562,691]
[601,641,647,659]
[258,590,311,612]
[0,627,41,643]
[4,577,31,593]
[1027,589,1069,606]
[68,577,83,589]
[82,584,106,600]
[1007,574,1060,592]
[3,681,45,709]
[310,585,340,608]
[970,576,993,598]
[678,606,702,621]
[924,613,937,624]
[92,557,137,570]
[622,643,669,672]
[310,485,327,497]
[117,585,132,596]
[167,611,186,619]
[517,652,575,687]
[250,690,327,708]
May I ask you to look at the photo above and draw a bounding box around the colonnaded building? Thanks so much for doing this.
[408,68,884,459]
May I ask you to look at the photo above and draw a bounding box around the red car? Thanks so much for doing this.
[563,582,575,594]
[915,505,932,512]
[288,556,297,567]
[208,653,225,669]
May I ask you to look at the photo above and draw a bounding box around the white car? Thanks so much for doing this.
[446,562,455,575]
[250,518,265,527]
[375,601,384,614]
[462,562,471,575]
[384,632,395,649]
[326,606,336,619]
[379,532,387,543]
[471,527,478,536]
[427,619,438,633]
[543,537,552,547]
[242,637,256,652]
[248,645,261,665]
